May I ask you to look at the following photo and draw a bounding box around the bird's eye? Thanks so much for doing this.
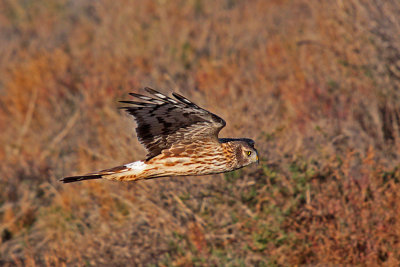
[247,151,252,156]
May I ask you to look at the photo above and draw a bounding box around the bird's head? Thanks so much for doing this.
[231,138,259,168]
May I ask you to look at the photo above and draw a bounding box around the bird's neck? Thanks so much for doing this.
[220,141,239,170]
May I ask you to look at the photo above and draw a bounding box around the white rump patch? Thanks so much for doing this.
[125,161,146,171]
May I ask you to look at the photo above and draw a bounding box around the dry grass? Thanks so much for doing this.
[1,0,400,265]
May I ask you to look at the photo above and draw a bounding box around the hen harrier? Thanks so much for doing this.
[61,88,258,183]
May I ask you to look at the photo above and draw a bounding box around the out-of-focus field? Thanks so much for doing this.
[1,0,400,265]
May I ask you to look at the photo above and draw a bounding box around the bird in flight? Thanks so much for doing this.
[61,88,259,183]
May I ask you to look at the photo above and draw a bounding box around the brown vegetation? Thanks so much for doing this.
[1,0,400,265]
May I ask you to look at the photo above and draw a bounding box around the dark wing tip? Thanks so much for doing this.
[144,87,160,95]
[172,92,200,108]
[128,92,154,101]
[119,100,156,107]
[129,92,145,98]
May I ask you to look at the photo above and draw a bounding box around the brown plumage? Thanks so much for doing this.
[61,88,259,183]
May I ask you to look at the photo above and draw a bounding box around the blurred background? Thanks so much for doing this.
[1,0,400,265]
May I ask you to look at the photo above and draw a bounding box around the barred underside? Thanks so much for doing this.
[105,140,238,181]
[132,139,237,180]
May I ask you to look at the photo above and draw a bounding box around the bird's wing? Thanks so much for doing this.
[119,88,226,159]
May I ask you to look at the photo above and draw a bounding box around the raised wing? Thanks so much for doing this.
[119,88,226,159]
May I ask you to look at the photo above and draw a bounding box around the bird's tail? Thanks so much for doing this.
[61,174,103,183]
[60,161,148,183]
